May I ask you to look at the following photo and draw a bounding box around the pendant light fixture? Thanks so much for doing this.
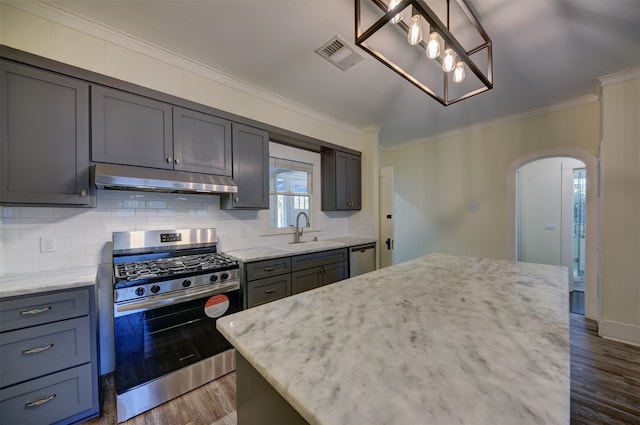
[355,0,493,106]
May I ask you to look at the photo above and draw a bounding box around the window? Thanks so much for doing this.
[260,143,321,235]
[269,157,312,228]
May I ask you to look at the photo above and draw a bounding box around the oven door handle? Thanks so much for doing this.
[115,281,240,316]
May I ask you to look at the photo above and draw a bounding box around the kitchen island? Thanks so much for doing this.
[216,253,570,425]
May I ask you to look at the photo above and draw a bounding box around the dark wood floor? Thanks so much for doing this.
[83,313,640,425]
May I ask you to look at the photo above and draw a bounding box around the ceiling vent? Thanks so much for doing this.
[315,35,364,71]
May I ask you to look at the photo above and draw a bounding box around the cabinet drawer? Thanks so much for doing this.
[247,275,290,308]
[0,289,90,332]
[291,248,348,272]
[246,257,291,281]
[0,363,93,425]
[1,316,91,387]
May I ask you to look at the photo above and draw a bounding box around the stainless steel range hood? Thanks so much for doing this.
[93,163,237,194]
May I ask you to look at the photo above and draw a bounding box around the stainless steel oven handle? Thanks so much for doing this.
[115,280,239,315]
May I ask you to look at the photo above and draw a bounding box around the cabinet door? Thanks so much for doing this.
[291,267,322,295]
[346,153,361,209]
[173,107,231,175]
[320,261,348,286]
[91,85,173,169]
[222,123,269,209]
[321,149,361,211]
[334,151,351,210]
[0,60,91,206]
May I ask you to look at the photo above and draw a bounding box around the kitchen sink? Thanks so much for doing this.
[280,240,342,251]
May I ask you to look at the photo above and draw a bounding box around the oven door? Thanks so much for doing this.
[113,283,241,394]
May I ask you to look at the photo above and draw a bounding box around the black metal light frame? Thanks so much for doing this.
[355,0,493,106]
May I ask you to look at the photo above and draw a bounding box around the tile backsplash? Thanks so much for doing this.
[1,189,368,276]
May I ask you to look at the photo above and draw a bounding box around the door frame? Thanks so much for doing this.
[506,147,600,321]
[379,166,394,268]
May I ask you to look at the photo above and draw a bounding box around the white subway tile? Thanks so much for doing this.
[4,239,38,252]
[40,257,71,271]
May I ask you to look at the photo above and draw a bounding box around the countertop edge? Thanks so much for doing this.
[226,238,377,262]
[0,266,99,299]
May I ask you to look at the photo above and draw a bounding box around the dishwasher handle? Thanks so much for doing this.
[351,243,376,253]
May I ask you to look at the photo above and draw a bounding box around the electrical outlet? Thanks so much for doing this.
[240,228,247,238]
[40,236,56,253]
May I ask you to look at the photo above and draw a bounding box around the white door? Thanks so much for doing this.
[379,166,394,268]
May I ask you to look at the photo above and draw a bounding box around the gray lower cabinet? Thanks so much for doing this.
[321,149,361,211]
[291,249,348,295]
[244,248,348,306]
[0,60,92,206]
[244,257,292,308]
[222,123,269,209]
[0,287,99,425]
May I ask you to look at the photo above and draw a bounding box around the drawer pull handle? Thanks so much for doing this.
[263,267,275,271]
[25,394,56,408]
[23,344,54,355]
[20,306,51,315]
[264,288,277,294]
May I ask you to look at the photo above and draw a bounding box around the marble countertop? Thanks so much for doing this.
[217,253,570,425]
[226,237,376,262]
[0,266,98,298]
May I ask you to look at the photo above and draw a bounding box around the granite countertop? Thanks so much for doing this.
[0,266,98,299]
[226,237,376,262]
[217,253,570,425]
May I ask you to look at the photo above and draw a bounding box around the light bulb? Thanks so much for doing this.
[425,32,441,59]
[442,48,457,73]
[452,62,465,83]
[407,15,423,45]
[388,0,402,24]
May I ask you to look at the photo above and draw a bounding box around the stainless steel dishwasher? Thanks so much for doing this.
[349,243,376,277]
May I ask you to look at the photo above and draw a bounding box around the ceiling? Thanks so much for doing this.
[47,0,640,149]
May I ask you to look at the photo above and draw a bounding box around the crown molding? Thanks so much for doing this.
[6,0,362,135]
[598,67,640,87]
[382,93,600,152]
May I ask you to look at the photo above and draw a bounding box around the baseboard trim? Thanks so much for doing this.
[599,319,640,347]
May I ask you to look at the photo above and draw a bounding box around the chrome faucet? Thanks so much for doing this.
[293,212,310,243]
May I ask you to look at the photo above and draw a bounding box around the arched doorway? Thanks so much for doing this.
[516,157,586,312]
[506,148,600,321]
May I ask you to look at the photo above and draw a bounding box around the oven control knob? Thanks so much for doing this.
[220,272,229,280]
[209,274,219,283]
[151,285,160,293]
[182,280,191,288]
[135,287,145,297]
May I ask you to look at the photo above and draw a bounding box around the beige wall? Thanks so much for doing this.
[600,76,640,338]
[381,102,600,263]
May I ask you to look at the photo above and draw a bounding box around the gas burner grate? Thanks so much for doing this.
[115,253,238,282]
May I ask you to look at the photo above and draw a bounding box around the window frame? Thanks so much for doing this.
[258,142,321,236]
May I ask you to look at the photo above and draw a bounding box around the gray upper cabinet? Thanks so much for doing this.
[173,107,231,175]
[91,85,173,169]
[0,60,92,206]
[321,150,361,211]
[91,87,233,176]
[222,123,269,209]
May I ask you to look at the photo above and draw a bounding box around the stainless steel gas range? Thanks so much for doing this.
[111,228,240,423]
